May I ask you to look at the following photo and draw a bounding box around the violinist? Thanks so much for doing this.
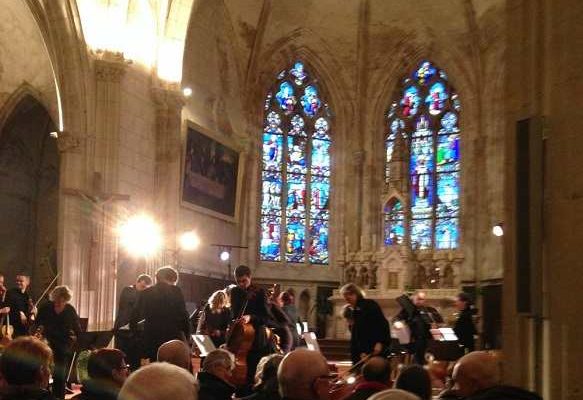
[5,274,37,337]
[340,283,391,365]
[229,265,275,390]
[0,274,9,314]
[35,285,82,399]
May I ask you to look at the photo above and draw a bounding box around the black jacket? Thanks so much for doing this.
[130,282,190,360]
[35,302,81,356]
[114,285,138,330]
[453,307,476,352]
[197,371,236,400]
[196,305,231,347]
[0,387,56,400]
[350,298,390,363]
[467,385,542,400]
[70,379,119,400]
[5,289,33,337]
[230,285,274,351]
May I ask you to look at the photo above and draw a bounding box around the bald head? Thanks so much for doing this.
[157,340,191,371]
[278,349,329,400]
[362,356,391,384]
[453,351,501,397]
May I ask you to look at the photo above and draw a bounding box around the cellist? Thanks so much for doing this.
[229,265,276,392]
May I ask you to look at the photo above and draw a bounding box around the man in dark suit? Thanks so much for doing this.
[114,274,152,370]
[130,267,190,362]
[5,274,36,337]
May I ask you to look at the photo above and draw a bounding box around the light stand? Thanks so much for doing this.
[210,244,248,283]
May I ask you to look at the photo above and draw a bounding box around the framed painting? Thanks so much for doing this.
[181,121,244,222]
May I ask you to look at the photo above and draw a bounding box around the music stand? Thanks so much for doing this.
[302,332,320,352]
[192,334,216,357]
[66,331,114,385]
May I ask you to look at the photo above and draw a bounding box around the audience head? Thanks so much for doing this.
[234,265,252,289]
[340,283,365,307]
[394,365,431,400]
[87,348,129,386]
[157,340,191,371]
[362,356,391,385]
[155,266,179,285]
[0,336,53,388]
[15,274,30,291]
[254,353,284,389]
[202,349,235,383]
[369,388,421,400]
[119,362,197,400]
[135,274,153,291]
[452,351,501,397]
[278,348,330,400]
[454,292,471,311]
[208,290,228,311]
[0,274,4,286]
[412,291,427,307]
[50,285,73,307]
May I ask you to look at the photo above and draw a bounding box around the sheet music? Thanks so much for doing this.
[192,334,216,356]
[303,332,320,352]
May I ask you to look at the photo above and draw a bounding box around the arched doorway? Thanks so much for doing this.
[0,95,59,296]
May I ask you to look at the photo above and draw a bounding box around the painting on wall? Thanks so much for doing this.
[181,122,243,221]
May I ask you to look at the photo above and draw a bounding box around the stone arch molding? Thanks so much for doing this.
[0,82,53,137]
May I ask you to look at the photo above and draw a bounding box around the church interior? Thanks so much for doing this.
[0,0,580,399]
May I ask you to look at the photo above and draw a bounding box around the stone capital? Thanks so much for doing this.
[152,86,185,111]
[94,51,128,82]
[56,130,82,153]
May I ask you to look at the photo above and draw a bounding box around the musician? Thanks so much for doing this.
[0,274,9,315]
[131,266,190,362]
[5,274,37,337]
[339,283,390,365]
[230,265,275,388]
[453,292,477,353]
[113,274,152,370]
[395,291,442,365]
[197,289,232,347]
[34,285,82,399]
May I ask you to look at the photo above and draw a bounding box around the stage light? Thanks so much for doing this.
[492,223,504,237]
[219,250,230,262]
[118,214,162,257]
[182,87,192,97]
[346,376,356,384]
[179,231,200,251]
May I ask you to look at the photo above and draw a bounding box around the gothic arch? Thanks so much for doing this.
[0,82,51,137]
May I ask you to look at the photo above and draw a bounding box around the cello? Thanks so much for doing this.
[225,297,255,387]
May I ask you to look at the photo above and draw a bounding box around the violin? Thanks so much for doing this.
[0,314,14,347]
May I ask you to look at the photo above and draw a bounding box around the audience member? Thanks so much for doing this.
[72,348,129,400]
[197,349,236,400]
[394,365,431,400]
[241,353,284,400]
[157,339,192,371]
[118,362,197,400]
[278,348,330,400]
[0,336,55,400]
[369,388,421,400]
[342,356,391,400]
[451,351,541,400]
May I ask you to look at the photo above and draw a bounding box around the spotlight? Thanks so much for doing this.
[182,87,192,97]
[346,376,356,384]
[219,250,230,262]
[179,231,200,251]
[492,223,504,237]
[118,214,162,257]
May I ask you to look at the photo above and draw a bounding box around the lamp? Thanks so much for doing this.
[492,223,504,237]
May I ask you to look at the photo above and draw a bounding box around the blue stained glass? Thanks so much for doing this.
[439,112,459,134]
[264,92,272,110]
[301,85,321,117]
[266,111,281,127]
[411,174,433,218]
[290,62,307,86]
[286,215,306,262]
[452,93,461,111]
[390,118,405,138]
[310,176,330,219]
[262,134,283,170]
[410,219,432,249]
[260,215,281,261]
[309,219,329,264]
[290,115,306,136]
[412,115,432,137]
[410,136,434,174]
[436,134,460,172]
[401,86,420,117]
[436,218,459,249]
[286,173,306,213]
[276,82,296,113]
[261,171,282,216]
[277,70,286,80]
[287,136,307,174]
[386,139,394,164]
[314,118,330,140]
[425,82,448,115]
[436,172,460,218]
[384,200,404,245]
[414,61,437,85]
[388,102,398,118]
[311,139,331,177]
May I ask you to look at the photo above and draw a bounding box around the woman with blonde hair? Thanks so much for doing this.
[35,284,82,398]
[197,289,232,347]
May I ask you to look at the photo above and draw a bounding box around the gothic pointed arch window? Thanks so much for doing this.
[384,61,460,250]
[260,61,331,264]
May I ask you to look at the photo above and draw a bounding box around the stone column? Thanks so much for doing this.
[352,150,364,252]
[152,84,185,263]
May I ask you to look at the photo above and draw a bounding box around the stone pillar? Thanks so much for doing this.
[152,84,185,263]
[352,150,364,252]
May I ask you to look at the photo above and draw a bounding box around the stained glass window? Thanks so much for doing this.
[384,60,460,250]
[260,62,331,264]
